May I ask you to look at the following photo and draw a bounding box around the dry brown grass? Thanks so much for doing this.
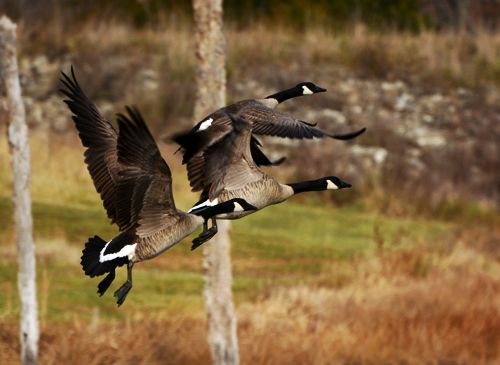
[237,237,500,365]
[2,231,499,365]
[18,21,500,92]
[1,316,211,365]
[224,23,500,87]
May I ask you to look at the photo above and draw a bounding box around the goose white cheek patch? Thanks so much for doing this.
[326,180,339,190]
[233,202,244,212]
[302,86,313,95]
[99,241,137,262]
[197,118,213,132]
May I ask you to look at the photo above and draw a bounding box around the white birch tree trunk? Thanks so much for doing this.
[0,16,39,365]
[192,1,239,364]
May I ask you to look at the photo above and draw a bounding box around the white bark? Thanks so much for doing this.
[192,1,239,364]
[202,220,239,365]
[0,16,39,365]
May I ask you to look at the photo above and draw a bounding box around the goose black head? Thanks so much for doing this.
[230,198,258,212]
[323,176,351,190]
[288,176,351,194]
[266,82,327,103]
[295,82,327,95]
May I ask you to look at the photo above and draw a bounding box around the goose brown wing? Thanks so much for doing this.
[60,68,121,223]
[172,120,233,164]
[171,100,276,165]
[242,103,365,140]
[173,114,283,172]
[114,107,178,236]
[187,114,266,200]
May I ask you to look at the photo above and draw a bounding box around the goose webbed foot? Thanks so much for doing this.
[97,270,115,296]
[191,218,218,250]
[114,281,132,306]
[191,227,217,250]
[114,262,133,306]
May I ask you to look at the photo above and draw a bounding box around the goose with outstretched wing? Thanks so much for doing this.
[169,81,365,167]
[61,68,256,305]
[177,113,352,250]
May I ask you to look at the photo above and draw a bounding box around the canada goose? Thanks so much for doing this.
[60,69,256,305]
[177,113,352,250]
[170,82,365,167]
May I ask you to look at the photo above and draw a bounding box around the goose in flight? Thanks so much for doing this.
[169,82,366,167]
[60,69,256,305]
[176,113,352,250]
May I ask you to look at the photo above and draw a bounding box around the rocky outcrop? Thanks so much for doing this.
[13,54,500,208]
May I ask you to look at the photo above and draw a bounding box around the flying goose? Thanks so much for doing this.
[177,113,352,249]
[170,82,366,166]
[60,69,256,305]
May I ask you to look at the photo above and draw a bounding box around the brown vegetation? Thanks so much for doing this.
[9,22,500,216]
[2,12,499,365]
[1,228,499,365]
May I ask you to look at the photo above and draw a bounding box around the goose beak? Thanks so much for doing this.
[336,179,352,189]
[315,86,327,93]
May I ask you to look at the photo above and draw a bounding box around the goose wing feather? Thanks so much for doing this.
[186,114,266,199]
[60,68,121,224]
[115,107,178,237]
[243,103,366,140]
[173,98,363,169]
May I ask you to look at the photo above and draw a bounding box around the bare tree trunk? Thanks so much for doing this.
[456,0,471,32]
[192,1,239,364]
[201,220,238,365]
[0,16,39,365]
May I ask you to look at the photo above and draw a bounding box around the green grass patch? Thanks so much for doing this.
[0,192,454,323]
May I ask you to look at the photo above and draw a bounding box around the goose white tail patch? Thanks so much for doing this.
[188,198,219,213]
[302,86,313,95]
[99,241,137,263]
[326,180,339,190]
[197,118,213,132]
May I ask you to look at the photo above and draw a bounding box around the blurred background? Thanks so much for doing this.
[0,1,499,364]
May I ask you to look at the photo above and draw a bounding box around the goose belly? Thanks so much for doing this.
[217,181,291,220]
[134,215,201,261]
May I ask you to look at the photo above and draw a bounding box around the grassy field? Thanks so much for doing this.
[0,135,452,318]
[1,134,499,364]
[0,195,453,319]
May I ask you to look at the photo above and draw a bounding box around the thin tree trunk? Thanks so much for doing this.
[456,0,471,32]
[192,1,239,364]
[0,16,39,365]
[201,220,238,365]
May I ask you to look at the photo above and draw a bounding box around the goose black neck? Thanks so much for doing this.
[265,86,301,103]
[191,198,257,220]
[192,201,235,220]
[288,179,327,194]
